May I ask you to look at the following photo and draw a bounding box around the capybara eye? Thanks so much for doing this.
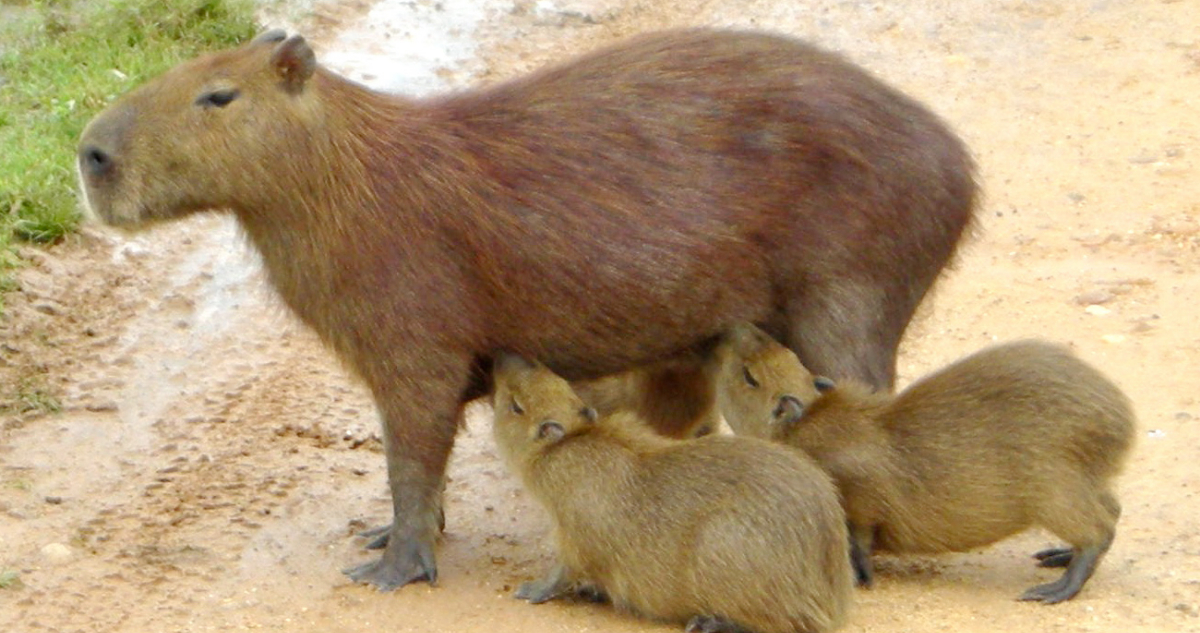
[195,89,240,108]
[511,398,525,415]
[742,366,760,388]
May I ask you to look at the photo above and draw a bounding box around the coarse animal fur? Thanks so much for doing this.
[715,325,1135,604]
[492,353,853,633]
[77,28,976,589]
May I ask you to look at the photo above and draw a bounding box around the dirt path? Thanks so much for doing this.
[2,1,1198,631]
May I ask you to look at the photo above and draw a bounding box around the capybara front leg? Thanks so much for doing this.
[344,358,467,590]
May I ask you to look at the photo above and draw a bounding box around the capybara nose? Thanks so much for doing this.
[79,145,114,178]
[773,395,804,421]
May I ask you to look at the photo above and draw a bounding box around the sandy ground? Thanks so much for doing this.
[2,0,1199,631]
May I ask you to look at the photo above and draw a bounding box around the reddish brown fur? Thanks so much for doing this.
[716,328,1135,603]
[492,354,853,633]
[77,28,976,589]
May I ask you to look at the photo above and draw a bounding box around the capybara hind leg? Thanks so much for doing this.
[515,563,574,604]
[1033,547,1073,568]
[1019,541,1111,603]
[1024,488,1117,603]
[786,283,902,389]
[849,522,876,587]
[344,356,469,590]
[636,361,720,439]
[685,615,753,633]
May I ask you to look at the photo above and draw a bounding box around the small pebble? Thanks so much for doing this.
[41,543,73,563]
[1074,289,1114,305]
[1101,334,1126,344]
[1085,305,1112,316]
[44,496,63,505]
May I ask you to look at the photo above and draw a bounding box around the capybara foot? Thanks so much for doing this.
[1033,547,1073,568]
[685,615,750,633]
[575,583,610,603]
[1019,544,1105,604]
[343,531,437,590]
[358,505,447,551]
[358,524,391,550]
[1020,578,1075,604]
[515,567,573,604]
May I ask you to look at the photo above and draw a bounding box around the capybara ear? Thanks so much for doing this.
[772,395,805,426]
[536,420,566,443]
[252,29,287,45]
[725,322,771,355]
[581,407,598,424]
[814,376,837,393]
[495,352,537,376]
[270,35,316,89]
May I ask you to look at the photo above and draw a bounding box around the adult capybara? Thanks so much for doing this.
[714,325,1134,604]
[492,353,853,633]
[77,28,976,589]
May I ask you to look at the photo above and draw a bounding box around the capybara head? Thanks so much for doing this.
[77,30,322,227]
[492,353,599,465]
[714,323,834,438]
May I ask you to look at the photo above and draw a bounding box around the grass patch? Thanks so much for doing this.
[0,569,22,589]
[3,373,63,416]
[0,0,259,295]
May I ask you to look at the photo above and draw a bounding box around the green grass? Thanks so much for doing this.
[0,0,259,299]
[0,569,21,589]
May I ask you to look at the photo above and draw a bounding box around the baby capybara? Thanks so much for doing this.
[77,28,976,589]
[714,324,1134,604]
[492,353,853,633]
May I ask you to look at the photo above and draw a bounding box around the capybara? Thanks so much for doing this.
[574,349,722,439]
[492,353,853,633]
[77,28,976,589]
[714,325,1135,604]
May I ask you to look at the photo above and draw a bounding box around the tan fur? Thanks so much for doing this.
[493,354,853,633]
[77,28,976,588]
[716,326,1135,602]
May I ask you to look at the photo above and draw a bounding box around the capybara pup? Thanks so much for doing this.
[492,353,853,633]
[78,28,976,589]
[715,326,1134,603]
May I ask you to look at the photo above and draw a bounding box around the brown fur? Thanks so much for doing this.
[492,354,853,633]
[715,327,1135,603]
[574,349,721,439]
[77,28,976,589]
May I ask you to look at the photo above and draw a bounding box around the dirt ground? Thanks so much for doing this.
[2,0,1198,631]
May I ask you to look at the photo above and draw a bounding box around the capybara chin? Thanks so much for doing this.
[492,353,853,633]
[715,326,1135,604]
[77,27,976,589]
